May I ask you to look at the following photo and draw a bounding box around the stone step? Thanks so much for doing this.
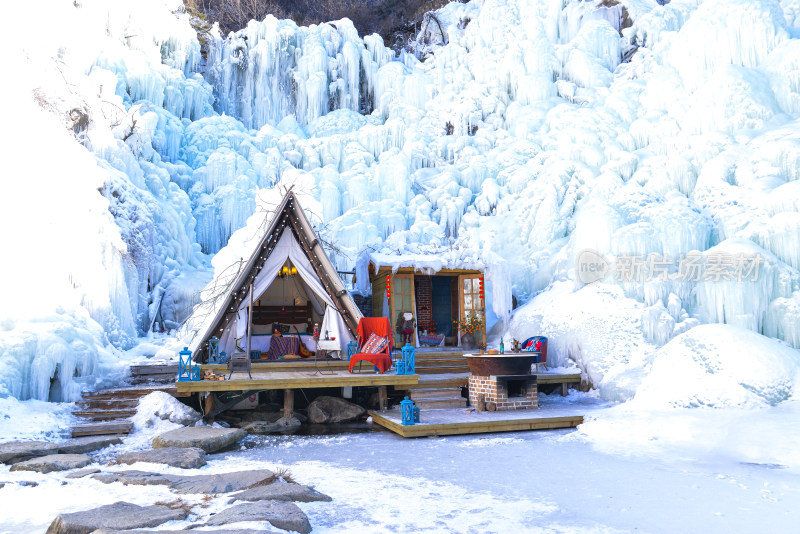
[413,398,468,410]
[71,420,133,438]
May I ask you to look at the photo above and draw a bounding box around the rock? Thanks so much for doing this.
[0,440,59,463]
[152,427,246,453]
[65,467,102,479]
[115,447,206,469]
[58,436,122,455]
[91,470,173,487]
[91,529,273,534]
[168,470,276,495]
[229,482,332,503]
[46,502,186,534]
[92,469,276,495]
[134,391,201,428]
[10,454,92,474]
[242,416,301,435]
[307,396,365,424]
[0,480,39,487]
[203,501,311,534]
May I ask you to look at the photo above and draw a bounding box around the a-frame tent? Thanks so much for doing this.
[191,191,362,361]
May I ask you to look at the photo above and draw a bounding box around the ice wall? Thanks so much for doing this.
[7,0,800,402]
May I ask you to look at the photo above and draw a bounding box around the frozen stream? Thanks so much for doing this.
[1,394,799,533]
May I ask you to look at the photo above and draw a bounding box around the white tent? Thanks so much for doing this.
[219,231,353,356]
[191,191,362,362]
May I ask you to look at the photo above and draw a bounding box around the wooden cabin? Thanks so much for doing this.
[366,259,487,348]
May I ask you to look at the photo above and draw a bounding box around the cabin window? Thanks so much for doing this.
[461,277,484,322]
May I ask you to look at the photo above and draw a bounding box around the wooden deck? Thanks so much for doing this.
[369,406,583,438]
[175,369,419,393]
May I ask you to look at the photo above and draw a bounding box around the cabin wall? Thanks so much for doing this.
[414,276,433,327]
[371,276,386,317]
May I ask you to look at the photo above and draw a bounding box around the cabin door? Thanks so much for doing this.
[458,274,486,347]
[431,277,453,337]
[390,274,416,347]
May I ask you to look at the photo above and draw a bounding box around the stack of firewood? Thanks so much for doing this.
[204,370,226,381]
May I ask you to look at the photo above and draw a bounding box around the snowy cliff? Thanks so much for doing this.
[2,0,800,403]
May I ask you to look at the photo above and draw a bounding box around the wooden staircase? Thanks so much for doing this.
[71,363,185,438]
[403,373,469,410]
[412,350,470,375]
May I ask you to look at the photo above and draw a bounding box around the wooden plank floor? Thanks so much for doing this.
[369,406,583,438]
[176,370,419,393]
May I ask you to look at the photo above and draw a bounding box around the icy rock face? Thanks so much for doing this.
[206,16,391,129]
[9,0,800,404]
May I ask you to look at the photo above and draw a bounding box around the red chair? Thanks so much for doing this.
[348,317,394,374]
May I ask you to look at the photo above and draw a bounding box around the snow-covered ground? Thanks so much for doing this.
[2,392,799,533]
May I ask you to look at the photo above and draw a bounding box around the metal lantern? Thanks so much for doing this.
[396,342,416,375]
[178,346,201,382]
[208,337,220,364]
[400,396,416,425]
[346,341,358,361]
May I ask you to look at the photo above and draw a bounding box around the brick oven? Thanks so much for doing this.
[468,374,538,410]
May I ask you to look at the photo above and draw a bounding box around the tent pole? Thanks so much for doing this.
[246,283,253,359]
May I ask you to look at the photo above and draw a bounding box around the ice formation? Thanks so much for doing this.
[3,0,800,403]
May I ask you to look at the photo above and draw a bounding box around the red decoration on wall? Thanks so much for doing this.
[386,274,392,299]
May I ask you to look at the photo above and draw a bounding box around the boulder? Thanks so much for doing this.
[203,501,311,534]
[10,454,92,474]
[134,391,202,428]
[58,436,122,455]
[46,502,186,534]
[0,440,59,463]
[91,469,276,495]
[152,427,246,453]
[307,396,365,424]
[115,447,206,469]
[168,470,276,495]
[229,482,332,503]
[91,530,273,534]
[242,416,301,435]
[91,470,173,488]
[65,467,102,479]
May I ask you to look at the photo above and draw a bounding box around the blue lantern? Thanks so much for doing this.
[346,341,358,361]
[400,396,416,425]
[178,347,196,381]
[396,343,415,375]
[208,337,220,364]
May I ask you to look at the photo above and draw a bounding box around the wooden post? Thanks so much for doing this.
[283,388,294,418]
[246,283,253,359]
[560,382,569,397]
[378,385,387,410]
[204,392,214,420]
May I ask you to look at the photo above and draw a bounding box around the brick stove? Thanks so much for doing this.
[468,374,538,410]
